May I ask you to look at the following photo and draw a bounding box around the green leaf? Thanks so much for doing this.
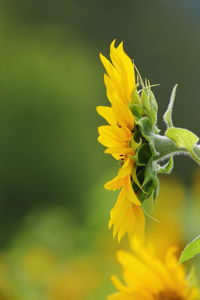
[166,127,199,153]
[179,235,200,263]
[163,84,178,128]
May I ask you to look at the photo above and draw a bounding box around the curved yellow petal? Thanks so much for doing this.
[124,176,141,206]
[98,125,125,148]
[111,94,134,129]
[104,175,125,191]
[111,275,128,292]
[109,188,144,242]
[96,106,116,125]
[105,147,133,156]
[100,53,120,88]
[117,250,162,292]
[109,40,136,104]
[118,161,132,178]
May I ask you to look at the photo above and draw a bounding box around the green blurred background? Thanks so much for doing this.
[0,1,199,299]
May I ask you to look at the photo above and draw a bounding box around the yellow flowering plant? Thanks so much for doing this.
[97,40,200,261]
[108,241,199,300]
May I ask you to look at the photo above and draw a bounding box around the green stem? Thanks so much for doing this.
[192,144,200,164]
[152,134,185,161]
[152,134,200,165]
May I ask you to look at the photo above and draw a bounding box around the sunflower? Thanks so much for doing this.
[97,40,145,242]
[108,241,199,300]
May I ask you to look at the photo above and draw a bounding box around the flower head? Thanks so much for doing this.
[97,40,145,242]
[108,241,199,300]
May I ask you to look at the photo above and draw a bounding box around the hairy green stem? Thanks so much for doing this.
[153,134,200,164]
[152,134,185,161]
[191,144,200,164]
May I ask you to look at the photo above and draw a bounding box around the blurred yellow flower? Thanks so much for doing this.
[108,241,199,300]
[97,40,144,242]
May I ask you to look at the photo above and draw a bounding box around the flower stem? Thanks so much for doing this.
[191,144,200,164]
[152,134,200,165]
[152,134,186,161]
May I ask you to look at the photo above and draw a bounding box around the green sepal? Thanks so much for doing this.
[149,138,159,158]
[134,158,159,202]
[136,117,153,141]
[134,143,152,166]
[132,89,142,106]
[140,183,154,201]
[156,155,174,174]
[179,235,200,263]
[163,84,178,128]
[139,86,158,127]
[148,90,158,127]
[142,158,159,201]
[132,166,144,191]
[141,89,151,112]
[131,131,142,152]
[129,104,146,120]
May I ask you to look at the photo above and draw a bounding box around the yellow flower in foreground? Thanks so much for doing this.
[97,40,144,242]
[108,242,199,300]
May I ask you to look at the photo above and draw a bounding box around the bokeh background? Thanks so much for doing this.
[0,0,199,299]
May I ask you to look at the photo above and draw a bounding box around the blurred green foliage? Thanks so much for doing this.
[0,11,106,244]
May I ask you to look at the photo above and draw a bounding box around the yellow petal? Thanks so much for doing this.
[117,249,161,292]
[118,158,133,178]
[104,175,125,191]
[100,53,120,88]
[124,176,141,206]
[111,94,134,129]
[109,188,144,242]
[109,190,135,241]
[111,275,127,292]
[104,73,124,104]
[98,125,125,148]
[116,42,136,101]
[110,40,120,70]
[105,147,133,155]
[131,242,175,290]
[129,206,145,241]
[96,106,116,125]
